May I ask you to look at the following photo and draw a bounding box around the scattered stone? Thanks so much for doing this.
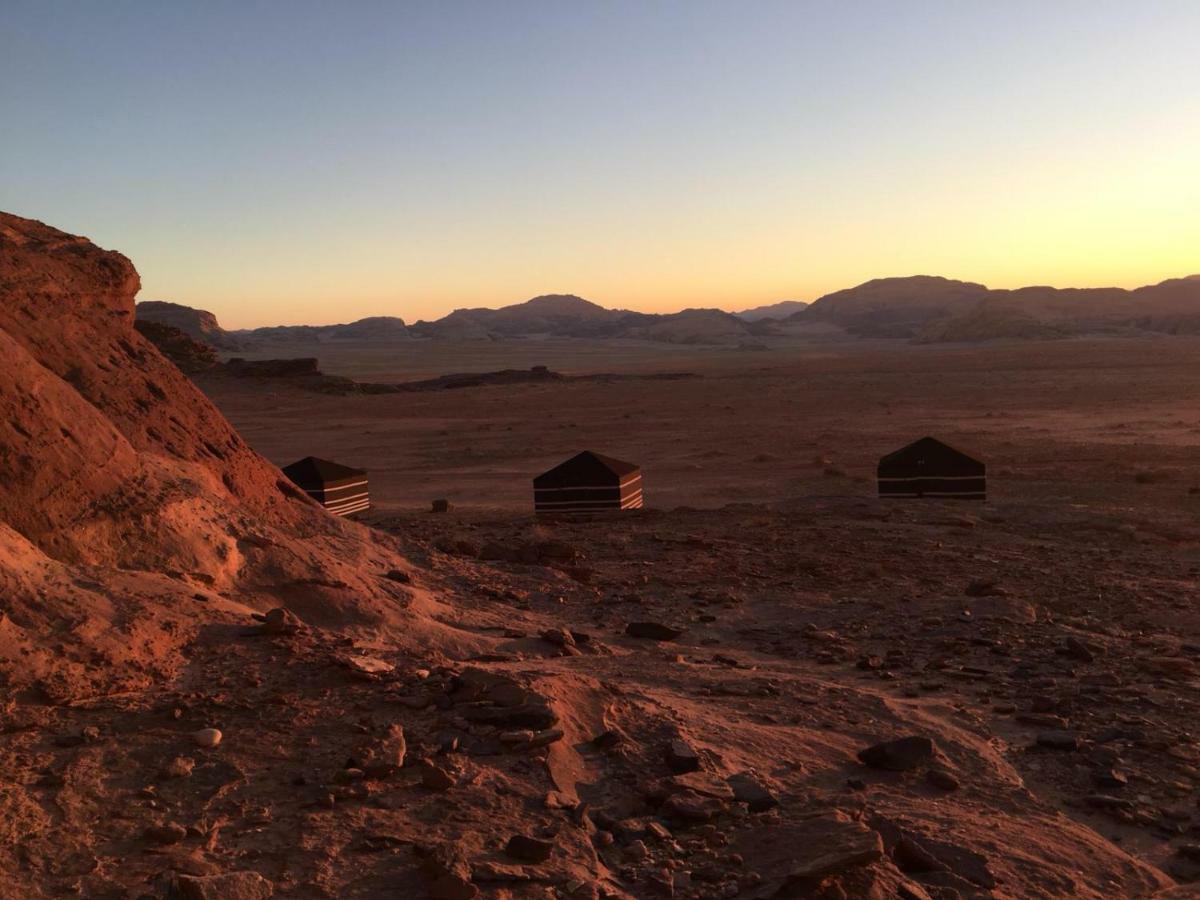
[592,730,623,750]
[893,837,948,874]
[162,756,196,779]
[519,728,565,750]
[1016,713,1068,729]
[737,813,883,888]
[500,730,536,744]
[672,771,735,800]
[1093,768,1128,789]
[384,569,411,583]
[911,836,997,888]
[1061,636,1098,663]
[175,871,274,900]
[540,628,575,648]
[192,728,222,749]
[344,654,395,678]
[431,499,452,513]
[926,768,960,791]
[727,772,778,812]
[1036,731,1081,751]
[504,834,554,863]
[857,736,934,772]
[662,793,723,822]
[627,622,685,641]
[422,844,478,900]
[965,579,1007,597]
[383,724,407,765]
[257,607,301,635]
[665,739,701,774]
[1085,794,1136,812]
[421,763,457,792]
[144,822,188,845]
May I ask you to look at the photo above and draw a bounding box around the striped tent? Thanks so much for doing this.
[534,451,643,515]
[877,437,985,500]
[282,456,370,516]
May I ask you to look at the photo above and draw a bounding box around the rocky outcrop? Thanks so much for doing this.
[137,299,239,348]
[0,212,455,701]
[134,320,219,372]
[237,315,410,343]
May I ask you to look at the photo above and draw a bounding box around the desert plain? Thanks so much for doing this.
[6,212,1200,899]
[189,334,1200,896]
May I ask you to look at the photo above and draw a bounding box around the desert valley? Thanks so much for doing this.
[4,208,1200,900]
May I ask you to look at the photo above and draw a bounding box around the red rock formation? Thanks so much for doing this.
[0,212,460,701]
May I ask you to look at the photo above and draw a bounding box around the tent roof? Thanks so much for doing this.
[534,450,639,487]
[878,436,984,473]
[282,456,367,485]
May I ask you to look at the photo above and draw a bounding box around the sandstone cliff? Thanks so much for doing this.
[0,212,461,702]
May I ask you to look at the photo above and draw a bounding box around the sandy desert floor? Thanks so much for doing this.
[203,336,1200,515]
[15,336,1200,898]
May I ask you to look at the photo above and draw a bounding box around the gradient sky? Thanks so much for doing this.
[3,1,1198,327]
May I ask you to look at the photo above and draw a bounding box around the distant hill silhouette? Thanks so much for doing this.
[139,274,1200,348]
[734,300,809,322]
[789,275,1200,340]
[137,300,241,349]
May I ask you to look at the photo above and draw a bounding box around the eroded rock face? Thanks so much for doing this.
[0,211,440,700]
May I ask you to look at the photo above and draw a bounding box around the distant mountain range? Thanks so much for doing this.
[138,294,773,348]
[795,274,1200,340]
[733,300,809,321]
[137,274,1200,348]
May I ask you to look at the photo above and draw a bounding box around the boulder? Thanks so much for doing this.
[857,736,934,771]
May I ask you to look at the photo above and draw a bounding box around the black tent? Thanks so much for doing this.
[534,451,643,515]
[877,437,985,500]
[282,456,370,516]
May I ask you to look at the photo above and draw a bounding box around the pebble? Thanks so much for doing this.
[421,763,457,791]
[192,728,222,749]
[161,756,196,779]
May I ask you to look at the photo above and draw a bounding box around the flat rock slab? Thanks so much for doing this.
[734,811,883,896]
[727,772,779,812]
[175,872,274,900]
[626,622,685,641]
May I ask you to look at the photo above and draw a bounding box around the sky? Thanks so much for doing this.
[2,1,1198,328]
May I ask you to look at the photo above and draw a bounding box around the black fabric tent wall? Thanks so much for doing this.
[533,450,643,514]
[877,437,985,500]
[282,456,370,516]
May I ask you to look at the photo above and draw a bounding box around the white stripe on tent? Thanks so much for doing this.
[322,479,369,493]
[535,478,642,494]
[536,499,628,508]
[326,499,371,515]
[323,490,369,504]
[536,491,644,511]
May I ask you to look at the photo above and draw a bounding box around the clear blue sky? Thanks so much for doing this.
[3,0,1197,326]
